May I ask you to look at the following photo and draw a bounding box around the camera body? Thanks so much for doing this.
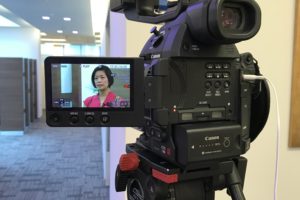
[135,7,263,166]
[45,0,270,199]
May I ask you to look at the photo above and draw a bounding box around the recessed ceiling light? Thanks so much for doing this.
[40,38,67,42]
[95,39,101,43]
[72,30,78,34]
[0,15,19,27]
[42,16,50,20]
[57,30,63,33]
[40,32,47,36]
[63,17,71,21]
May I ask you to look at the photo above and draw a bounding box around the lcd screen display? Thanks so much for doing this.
[50,63,131,109]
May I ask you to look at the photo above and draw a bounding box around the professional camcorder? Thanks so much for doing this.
[45,0,270,199]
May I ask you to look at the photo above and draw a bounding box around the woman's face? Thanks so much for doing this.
[94,70,109,91]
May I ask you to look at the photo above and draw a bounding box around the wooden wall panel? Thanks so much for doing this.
[0,58,26,131]
[30,59,37,121]
[289,0,300,147]
[24,58,30,126]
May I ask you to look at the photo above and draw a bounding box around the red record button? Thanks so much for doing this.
[119,153,140,172]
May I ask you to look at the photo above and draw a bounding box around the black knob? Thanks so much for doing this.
[100,115,110,124]
[85,115,94,124]
[205,81,212,89]
[214,81,222,89]
[150,26,160,36]
[50,113,60,123]
[70,115,79,124]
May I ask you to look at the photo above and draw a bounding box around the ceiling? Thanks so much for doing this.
[0,0,101,44]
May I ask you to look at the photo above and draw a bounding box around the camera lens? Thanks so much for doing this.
[220,6,242,30]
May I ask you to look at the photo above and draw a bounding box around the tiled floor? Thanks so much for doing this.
[0,116,109,200]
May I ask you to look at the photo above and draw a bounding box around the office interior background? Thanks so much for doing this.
[0,0,299,199]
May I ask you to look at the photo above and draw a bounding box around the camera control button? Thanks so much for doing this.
[222,72,230,78]
[224,81,230,88]
[50,113,60,123]
[214,81,222,89]
[85,115,94,124]
[70,115,79,124]
[152,36,164,48]
[206,73,213,79]
[150,26,160,36]
[223,137,231,148]
[206,63,214,69]
[215,64,222,69]
[241,83,250,97]
[214,73,222,79]
[100,115,110,124]
[205,81,212,89]
[223,63,231,69]
[183,43,189,51]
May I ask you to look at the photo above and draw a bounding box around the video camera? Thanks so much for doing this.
[45,0,270,199]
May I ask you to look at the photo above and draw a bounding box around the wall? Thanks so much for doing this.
[0,27,42,117]
[231,0,298,199]
[110,0,299,199]
[108,11,155,199]
[109,12,127,200]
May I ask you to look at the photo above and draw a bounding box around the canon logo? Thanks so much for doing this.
[151,54,161,59]
[205,136,220,141]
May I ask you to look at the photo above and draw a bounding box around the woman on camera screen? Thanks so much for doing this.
[83,65,125,108]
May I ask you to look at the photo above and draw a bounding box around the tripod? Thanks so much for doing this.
[116,143,247,200]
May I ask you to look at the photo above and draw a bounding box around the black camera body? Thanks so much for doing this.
[45,0,270,199]
[131,0,267,166]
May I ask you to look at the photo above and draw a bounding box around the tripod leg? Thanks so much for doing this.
[228,184,245,200]
[226,164,246,200]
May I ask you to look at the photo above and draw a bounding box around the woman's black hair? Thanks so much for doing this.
[91,65,114,88]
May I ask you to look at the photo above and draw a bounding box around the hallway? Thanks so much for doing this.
[0,116,109,200]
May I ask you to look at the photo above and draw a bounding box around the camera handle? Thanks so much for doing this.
[115,144,246,200]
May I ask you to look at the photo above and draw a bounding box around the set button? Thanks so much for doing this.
[100,115,110,124]
[214,73,222,79]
